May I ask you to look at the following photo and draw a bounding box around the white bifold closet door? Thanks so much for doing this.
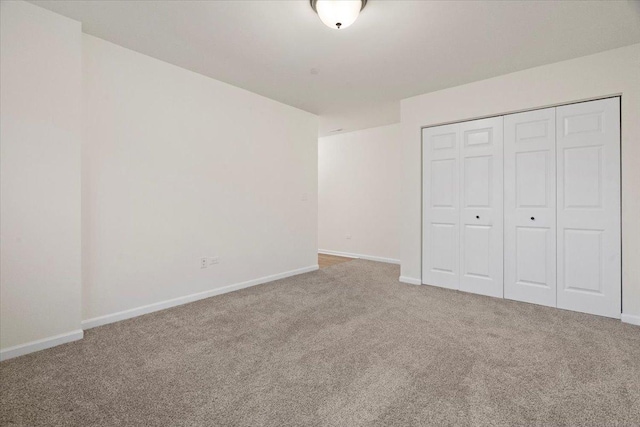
[556,98,621,318]
[422,117,503,298]
[422,122,460,290]
[423,97,619,319]
[458,118,504,298]
[504,108,557,307]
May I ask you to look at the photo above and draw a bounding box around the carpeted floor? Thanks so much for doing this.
[1,260,639,426]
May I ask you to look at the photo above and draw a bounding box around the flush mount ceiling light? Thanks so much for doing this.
[310,0,367,30]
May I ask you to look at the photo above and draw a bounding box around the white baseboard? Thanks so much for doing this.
[622,313,640,326]
[82,264,319,330]
[318,249,400,265]
[0,329,84,362]
[399,276,422,285]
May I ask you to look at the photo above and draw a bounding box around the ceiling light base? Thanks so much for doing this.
[309,0,368,13]
[310,0,367,30]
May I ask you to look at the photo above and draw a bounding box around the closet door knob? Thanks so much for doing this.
[531,217,535,221]
[476,215,480,219]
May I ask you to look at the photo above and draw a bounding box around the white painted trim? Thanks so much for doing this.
[399,276,422,285]
[0,329,84,362]
[82,265,319,330]
[622,313,640,326]
[318,249,400,265]
[318,249,359,259]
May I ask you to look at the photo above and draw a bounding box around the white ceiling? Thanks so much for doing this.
[31,0,640,136]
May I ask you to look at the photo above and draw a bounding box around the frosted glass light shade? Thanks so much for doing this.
[315,0,363,30]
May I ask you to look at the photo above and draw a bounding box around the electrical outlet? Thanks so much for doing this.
[200,257,208,269]
[209,256,219,265]
[346,234,352,240]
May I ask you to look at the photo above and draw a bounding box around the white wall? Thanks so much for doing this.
[318,124,401,263]
[82,35,318,324]
[400,44,640,320]
[1,1,83,357]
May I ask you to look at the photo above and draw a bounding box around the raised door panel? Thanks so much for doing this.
[458,117,503,298]
[431,223,457,274]
[422,125,460,289]
[504,108,556,307]
[464,155,492,207]
[563,229,603,294]
[516,150,548,207]
[462,225,491,278]
[563,146,602,209]
[515,227,550,287]
[556,98,620,318]
[431,159,456,207]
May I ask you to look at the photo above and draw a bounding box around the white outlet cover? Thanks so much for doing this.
[200,258,208,269]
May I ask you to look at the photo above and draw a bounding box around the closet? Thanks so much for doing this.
[421,97,621,318]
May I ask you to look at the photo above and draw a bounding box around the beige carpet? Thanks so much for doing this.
[1,260,639,426]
